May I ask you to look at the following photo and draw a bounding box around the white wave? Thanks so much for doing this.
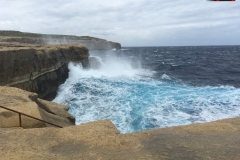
[53,55,240,134]
[161,74,171,80]
[68,55,153,79]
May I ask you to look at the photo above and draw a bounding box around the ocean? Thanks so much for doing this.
[53,46,240,134]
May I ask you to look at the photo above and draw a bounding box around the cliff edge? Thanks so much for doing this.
[0,30,121,50]
[0,44,89,100]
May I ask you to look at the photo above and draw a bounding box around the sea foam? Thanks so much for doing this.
[53,55,240,133]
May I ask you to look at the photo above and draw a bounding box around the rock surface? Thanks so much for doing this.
[0,86,75,128]
[1,31,240,159]
[0,117,240,159]
[0,30,121,50]
[0,44,89,100]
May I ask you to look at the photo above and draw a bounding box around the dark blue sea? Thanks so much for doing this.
[53,46,240,133]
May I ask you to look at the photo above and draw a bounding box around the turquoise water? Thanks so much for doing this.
[53,56,240,133]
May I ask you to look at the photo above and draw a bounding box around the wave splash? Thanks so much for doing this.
[53,56,240,133]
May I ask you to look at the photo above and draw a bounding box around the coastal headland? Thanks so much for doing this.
[0,30,121,50]
[0,30,121,100]
[0,31,240,159]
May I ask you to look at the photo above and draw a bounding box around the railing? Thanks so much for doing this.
[0,105,62,128]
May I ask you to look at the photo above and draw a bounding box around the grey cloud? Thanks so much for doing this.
[0,0,239,46]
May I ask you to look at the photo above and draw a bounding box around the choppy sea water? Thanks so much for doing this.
[53,46,240,134]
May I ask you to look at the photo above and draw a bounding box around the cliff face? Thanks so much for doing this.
[0,31,122,99]
[0,44,89,100]
[0,31,122,50]
[0,37,121,50]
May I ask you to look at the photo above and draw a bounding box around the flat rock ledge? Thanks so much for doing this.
[0,116,240,159]
[0,86,75,128]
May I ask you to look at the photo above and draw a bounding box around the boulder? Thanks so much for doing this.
[0,86,75,128]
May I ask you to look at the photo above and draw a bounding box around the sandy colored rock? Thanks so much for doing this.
[0,30,121,50]
[36,99,75,126]
[0,86,45,128]
[0,86,75,128]
[0,117,240,159]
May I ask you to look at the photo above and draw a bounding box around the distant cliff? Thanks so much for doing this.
[0,30,121,50]
[0,44,89,100]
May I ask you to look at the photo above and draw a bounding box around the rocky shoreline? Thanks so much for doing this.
[0,32,122,129]
[1,85,240,159]
[0,42,91,129]
[0,32,240,159]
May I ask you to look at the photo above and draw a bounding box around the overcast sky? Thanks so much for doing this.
[1,0,239,46]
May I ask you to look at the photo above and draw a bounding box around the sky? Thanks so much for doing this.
[0,0,240,46]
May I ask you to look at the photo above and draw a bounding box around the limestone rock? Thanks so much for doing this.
[36,99,75,126]
[0,30,122,50]
[0,86,75,128]
[0,44,89,100]
[1,117,240,159]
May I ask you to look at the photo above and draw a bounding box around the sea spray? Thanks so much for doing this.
[53,47,240,133]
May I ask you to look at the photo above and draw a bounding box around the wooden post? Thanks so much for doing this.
[19,113,22,127]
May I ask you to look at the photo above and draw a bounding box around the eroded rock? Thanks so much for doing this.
[0,86,75,128]
[0,44,89,100]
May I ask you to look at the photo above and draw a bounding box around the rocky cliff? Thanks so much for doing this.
[0,30,121,50]
[0,44,89,100]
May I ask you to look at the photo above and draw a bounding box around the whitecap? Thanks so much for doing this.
[53,55,240,134]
